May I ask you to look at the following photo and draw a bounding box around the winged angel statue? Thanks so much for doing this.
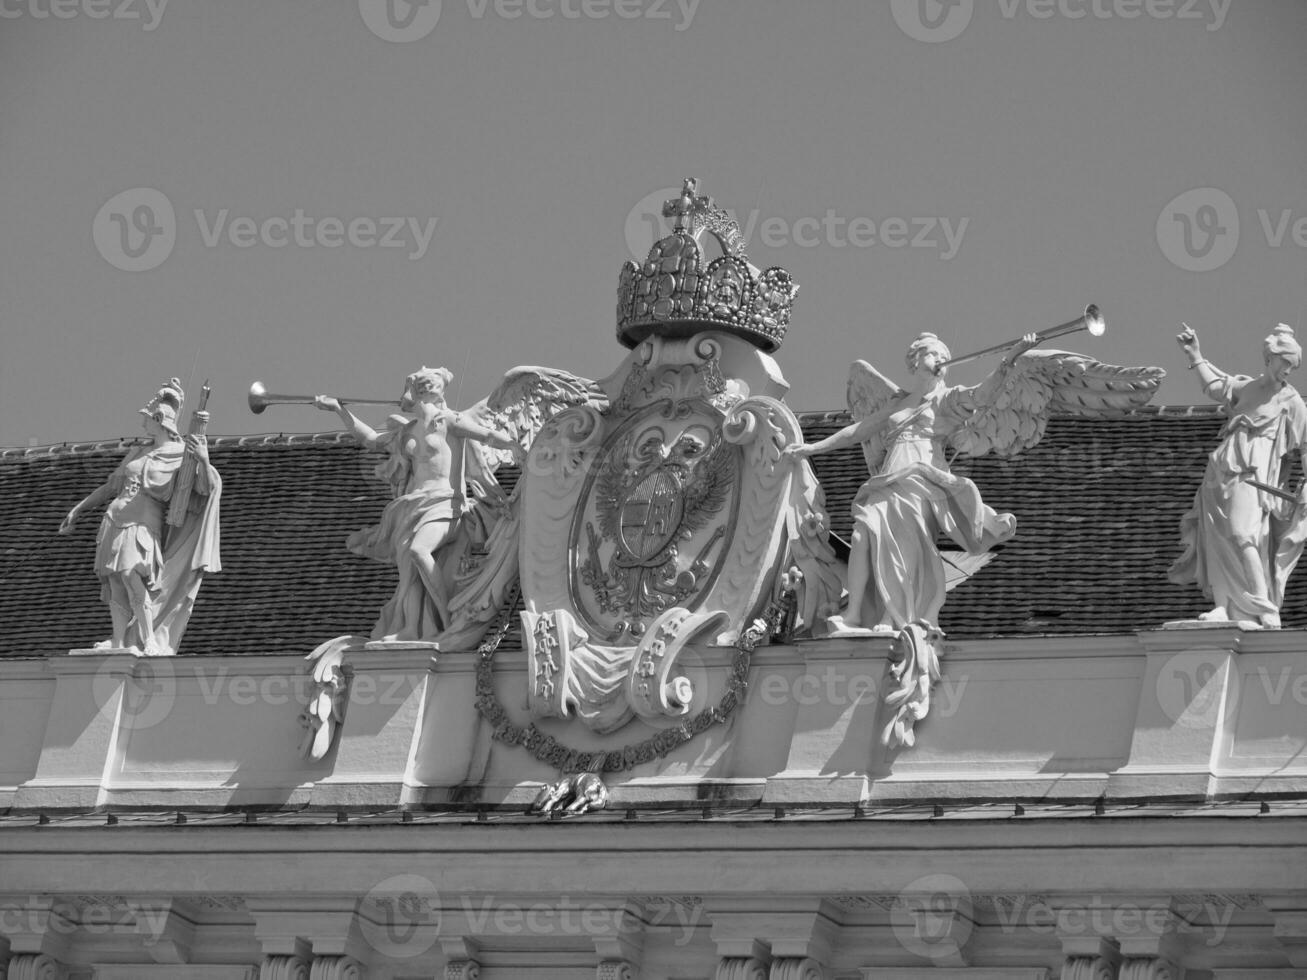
[787,330,1163,745]
[301,364,605,758]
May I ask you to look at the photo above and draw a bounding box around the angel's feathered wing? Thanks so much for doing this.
[947,350,1165,458]
[464,366,610,478]
[847,359,906,472]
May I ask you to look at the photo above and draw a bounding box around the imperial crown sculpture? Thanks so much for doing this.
[617,178,798,353]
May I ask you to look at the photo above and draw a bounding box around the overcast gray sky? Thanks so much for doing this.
[2,0,1305,446]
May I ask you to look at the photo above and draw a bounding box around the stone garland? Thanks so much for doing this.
[474,585,796,775]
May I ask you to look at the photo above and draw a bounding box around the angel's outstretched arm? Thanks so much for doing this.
[449,412,524,461]
[968,332,1040,408]
[314,396,384,448]
[789,412,888,458]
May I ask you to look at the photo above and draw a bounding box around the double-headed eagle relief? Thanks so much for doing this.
[581,420,737,632]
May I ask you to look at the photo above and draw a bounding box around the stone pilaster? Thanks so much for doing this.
[589,903,644,978]
[1264,899,1307,968]
[1114,628,1246,799]
[0,898,74,979]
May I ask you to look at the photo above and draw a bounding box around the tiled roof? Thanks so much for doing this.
[1,407,1293,656]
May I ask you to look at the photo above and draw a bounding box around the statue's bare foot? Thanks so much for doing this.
[1198,607,1229,623]
[870,623,897,634]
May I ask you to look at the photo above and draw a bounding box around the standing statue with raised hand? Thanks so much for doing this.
[59,379,222,656]
[786,308,1164,746]
[1169,323,1307,629]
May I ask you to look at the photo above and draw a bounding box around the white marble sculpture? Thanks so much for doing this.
[59,379,222,656]
[1169,323,1307,628]
[315,365,604,644]
[786,327,1163,745]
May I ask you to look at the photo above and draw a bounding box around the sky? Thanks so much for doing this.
[2,0,1306,446]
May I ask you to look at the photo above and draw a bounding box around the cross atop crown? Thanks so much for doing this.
[663,178,713,233]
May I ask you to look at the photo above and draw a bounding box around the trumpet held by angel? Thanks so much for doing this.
[787,307,1165,635]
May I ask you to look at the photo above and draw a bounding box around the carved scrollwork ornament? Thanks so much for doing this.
[5,954,68,980]
[260,955,311,980]
[1119,958,1179,980]
[882,621,946,749]
[308,956,364,980]
[596,960,637,980]
[1061,955,1119,980]
[299,640,349,760]
[716,957,769,980]
[445,961,481,980]
[475,582,796,783]
[768,957,824,980]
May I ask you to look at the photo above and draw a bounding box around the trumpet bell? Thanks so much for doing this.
[248,381,271,414]
[1084,304,1106,337]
